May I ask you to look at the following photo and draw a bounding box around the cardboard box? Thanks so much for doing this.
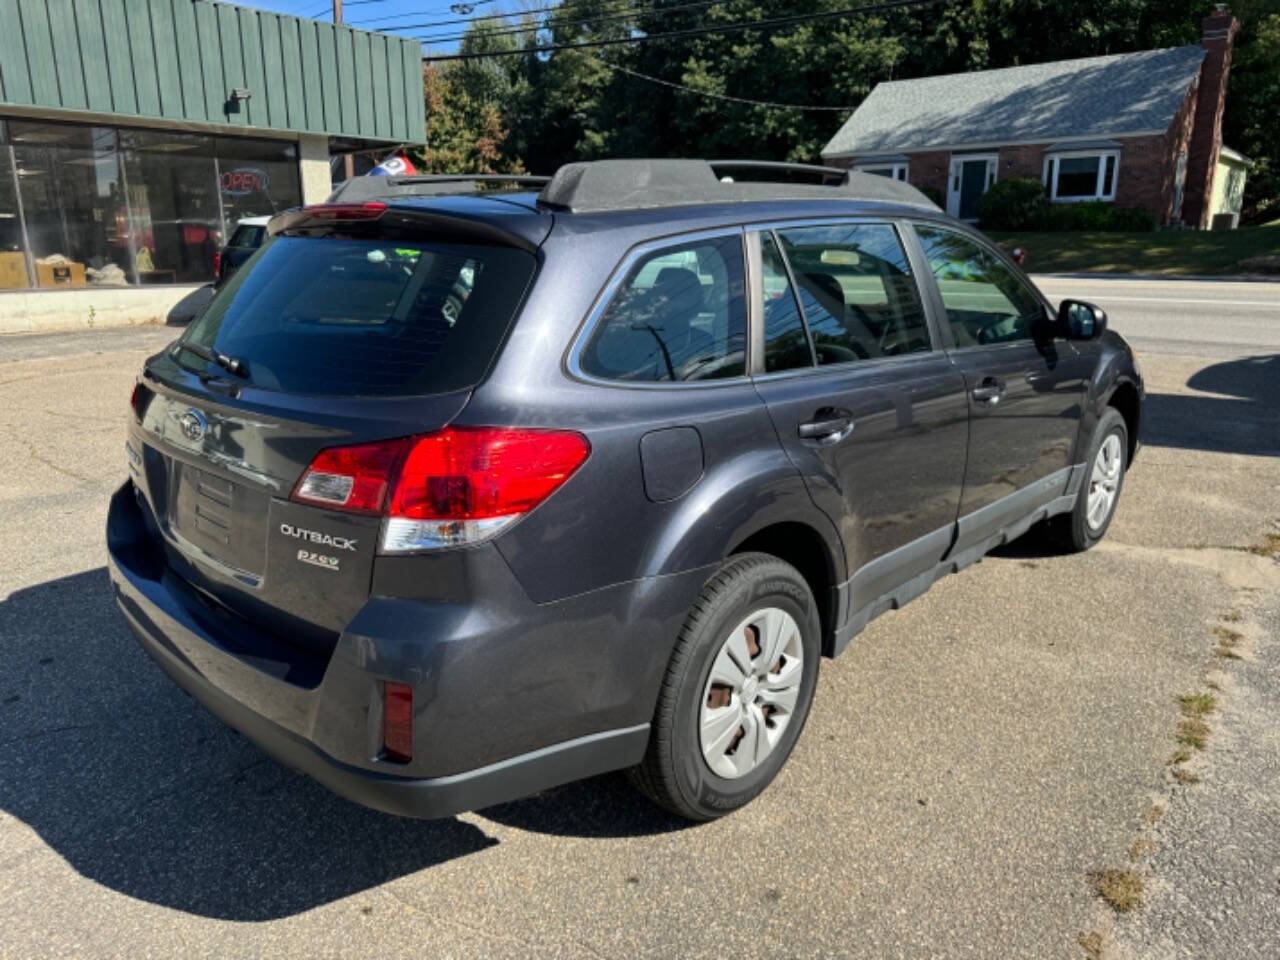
[0,251,28,289]
[36,260,86,288]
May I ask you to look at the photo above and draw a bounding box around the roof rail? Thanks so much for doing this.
[536,159,939,214]
[328,173,551,203]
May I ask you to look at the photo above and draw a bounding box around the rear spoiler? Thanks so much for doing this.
[267,201,548,253]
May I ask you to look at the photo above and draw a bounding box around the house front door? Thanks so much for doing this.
[947,155,997,221]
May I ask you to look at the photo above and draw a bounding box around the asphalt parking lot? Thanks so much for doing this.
[1,280,1278,958]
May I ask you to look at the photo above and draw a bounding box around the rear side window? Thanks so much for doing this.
[179,236,535,396]
[579,235,747,383]
[759,234,812,373]
[775,223,930,363]
[229,225,265,248]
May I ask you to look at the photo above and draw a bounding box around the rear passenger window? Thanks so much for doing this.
[760,234,812,373]
[775,223,931,363]
[580,236,746,382]
[914,225,1044,347]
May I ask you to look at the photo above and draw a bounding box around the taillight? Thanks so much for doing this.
[382,682,413,763]
[301,201,387,220]
[290,427,590,552]
[212,250,222,276]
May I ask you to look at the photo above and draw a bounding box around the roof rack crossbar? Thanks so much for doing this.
[393,174,552,186]
[707,159,849,181]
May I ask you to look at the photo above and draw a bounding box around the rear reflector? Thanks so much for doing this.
[291,426,590,552]
[301,201,387,220]
[212,250,222,276]
[383,682,413,763]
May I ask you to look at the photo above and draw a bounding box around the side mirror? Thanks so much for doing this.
[1058,299,1107,340]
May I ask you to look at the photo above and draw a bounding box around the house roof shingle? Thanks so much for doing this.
[822,46,1207,157]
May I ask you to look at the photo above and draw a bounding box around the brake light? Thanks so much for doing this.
[291,427,590,552]
[301,201,387,220]
[383,682,413,763]
[212,250,221,276]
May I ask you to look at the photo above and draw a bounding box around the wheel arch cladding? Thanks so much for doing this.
[728,521,840,649]
[1106,380,1141,463]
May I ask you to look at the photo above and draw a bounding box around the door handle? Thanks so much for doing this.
[798,409,853,442]
[971,378,1004,405]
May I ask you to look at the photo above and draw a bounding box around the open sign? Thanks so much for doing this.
[220,167,270,195]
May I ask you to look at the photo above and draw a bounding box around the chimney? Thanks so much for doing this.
[1180,4,1239,228]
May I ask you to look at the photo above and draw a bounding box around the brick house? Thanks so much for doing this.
[821,5,1248,229]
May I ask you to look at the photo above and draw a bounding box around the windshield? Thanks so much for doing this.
[178,235,536,396]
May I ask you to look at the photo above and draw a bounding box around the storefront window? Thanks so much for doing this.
[216,136,301,227]
[10,121,130,288]
[1,118,303,289]
[0,124,29,289]
[120,130,223,284]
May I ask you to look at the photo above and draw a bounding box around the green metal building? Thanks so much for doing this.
[0,0,424,322]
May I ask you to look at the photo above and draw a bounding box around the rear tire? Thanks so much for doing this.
[629,553,821,821]
[1052,407,1128,552]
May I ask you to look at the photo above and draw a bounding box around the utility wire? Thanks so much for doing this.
[421,0,941,60]
[605,62,854,110]
[414,0,725,43]
[361,0,720,35]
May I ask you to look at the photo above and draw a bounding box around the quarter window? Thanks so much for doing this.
[914,225,1045,347]
[775,223,930,363]
[580,236,747,382]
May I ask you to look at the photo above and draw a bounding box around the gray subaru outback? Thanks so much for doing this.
[107,160,1143,821]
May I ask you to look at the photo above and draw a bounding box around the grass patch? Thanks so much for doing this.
[1179,693,1216,717]
[1078,930,1105,959]
[1214,625,1243,644]
[1172,765,1201,785]
[1222,610,1243,623]
[1177,717,1210,750]
[988,223,1280,275]
[1092,868,1144,912]
[1216,646,1244,661]
[1170,746,1193,766]
[1129,835,1154,860]
[1246,533,1280,558]
[1145,803,1165,826]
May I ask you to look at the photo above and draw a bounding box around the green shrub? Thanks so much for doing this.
[978,178,1049,230]
[918,184,944,208]
[1112,206,1158,232]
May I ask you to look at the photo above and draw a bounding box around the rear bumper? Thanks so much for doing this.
[106,482,699,818]
[119,592,647,818]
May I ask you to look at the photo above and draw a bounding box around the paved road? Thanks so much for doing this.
[1034,276,1280,359]
[0,279,1277,958]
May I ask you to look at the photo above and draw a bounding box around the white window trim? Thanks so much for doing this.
[1042,149,1120,203]
[946,154,998,220]
[853,162,908,182]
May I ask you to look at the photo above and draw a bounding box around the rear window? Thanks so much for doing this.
[228,225,265,248]
[178,235,536,396]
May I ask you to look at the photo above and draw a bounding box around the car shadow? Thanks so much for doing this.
[0,568,674,921]
[1143,354,1280,457]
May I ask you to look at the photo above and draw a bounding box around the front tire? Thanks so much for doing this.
[629,553,821,821]
[1053,407,1128,552]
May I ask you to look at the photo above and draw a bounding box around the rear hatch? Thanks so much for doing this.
[131,202,545,652]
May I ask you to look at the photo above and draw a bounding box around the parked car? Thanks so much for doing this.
[107,160,1143,822]
[212,216,269,287]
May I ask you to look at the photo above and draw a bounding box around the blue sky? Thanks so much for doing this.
[243,0,526,55]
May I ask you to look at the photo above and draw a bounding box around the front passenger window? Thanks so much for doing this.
[914,225,1044,347]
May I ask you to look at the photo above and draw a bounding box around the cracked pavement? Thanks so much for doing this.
[1,278,1278,959]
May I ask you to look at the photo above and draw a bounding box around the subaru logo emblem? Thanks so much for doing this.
[178,408,208,443]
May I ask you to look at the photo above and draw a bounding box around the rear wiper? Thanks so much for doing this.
[175,341,249,378]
